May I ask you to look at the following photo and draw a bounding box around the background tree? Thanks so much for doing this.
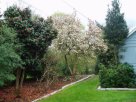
[104,0,128,65]
[4,5,57,93]
[25,16,57,79]
[51,12,84,75]
[51,12,107,75]
[84,20,107,54]
[85,20,107,74]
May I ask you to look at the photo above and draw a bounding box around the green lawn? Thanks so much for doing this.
[38,76,136,102]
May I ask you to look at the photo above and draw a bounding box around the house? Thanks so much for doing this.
[119,27,136,72]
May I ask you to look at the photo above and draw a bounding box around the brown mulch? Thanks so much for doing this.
[0,78,74,102]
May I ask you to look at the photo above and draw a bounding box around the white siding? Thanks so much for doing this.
[119,31,136,72]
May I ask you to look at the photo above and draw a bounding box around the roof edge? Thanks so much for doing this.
[128,27,136,37]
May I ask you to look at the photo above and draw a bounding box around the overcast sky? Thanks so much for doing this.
[1,0,136,29]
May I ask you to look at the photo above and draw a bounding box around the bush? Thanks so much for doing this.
[41,48,96,78]
[99,63,136,88]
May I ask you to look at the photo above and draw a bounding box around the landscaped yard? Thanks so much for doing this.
[1,1,136,102]
[38,76,136,102]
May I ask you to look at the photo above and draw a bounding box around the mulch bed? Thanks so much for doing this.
[0,76,83,102]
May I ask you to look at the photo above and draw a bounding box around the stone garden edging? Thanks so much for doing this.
[97,86,136,91]
[32,75,93,102]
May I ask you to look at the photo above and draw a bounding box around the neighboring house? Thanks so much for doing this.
[119,27,136,72]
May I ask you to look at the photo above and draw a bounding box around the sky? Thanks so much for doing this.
[1,0,136,29]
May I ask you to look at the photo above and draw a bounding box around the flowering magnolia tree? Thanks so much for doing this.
[51,12,84,75]
[51,12,107,75]
[51,12,84,55]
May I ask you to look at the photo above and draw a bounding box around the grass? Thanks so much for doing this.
[38,76,136,102]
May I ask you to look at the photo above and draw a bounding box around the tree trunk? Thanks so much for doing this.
[20,69,25,89]
[16,68,21,96]
[64,54,72,75]
[72,54,78,75]
[15,68,25,96]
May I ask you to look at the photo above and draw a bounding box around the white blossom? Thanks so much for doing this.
[50,12,107,56]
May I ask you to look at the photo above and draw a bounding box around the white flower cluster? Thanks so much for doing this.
[50,13,107,56]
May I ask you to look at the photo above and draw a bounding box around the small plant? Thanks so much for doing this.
[99,63,136,88]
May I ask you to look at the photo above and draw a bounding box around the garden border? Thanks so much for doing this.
[32,75,93,102]
[97,86,136,91]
